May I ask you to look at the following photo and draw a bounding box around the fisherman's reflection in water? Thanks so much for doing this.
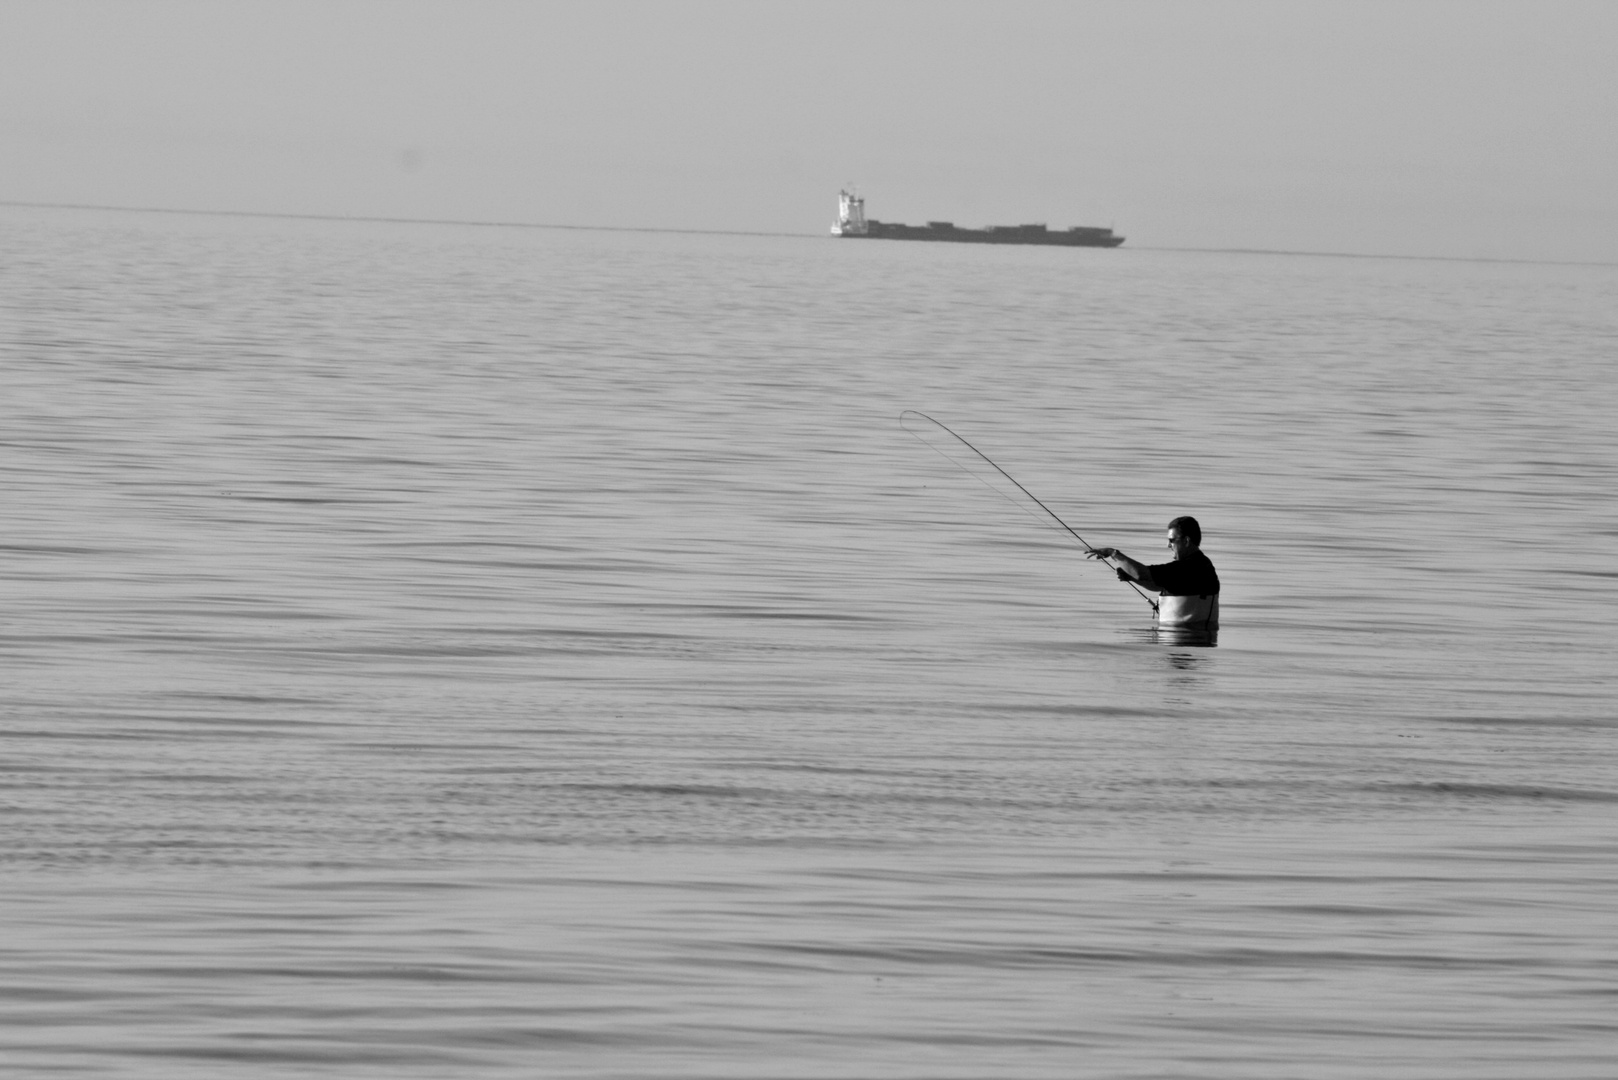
[1154,627,1218,649]
[1120,627,1218,649]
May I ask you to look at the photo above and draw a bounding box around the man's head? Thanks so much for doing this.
[1166,515,1201,559]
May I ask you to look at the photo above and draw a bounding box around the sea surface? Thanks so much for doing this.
[2,204,1616,1078]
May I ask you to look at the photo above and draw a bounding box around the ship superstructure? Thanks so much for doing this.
[830,188,868,236]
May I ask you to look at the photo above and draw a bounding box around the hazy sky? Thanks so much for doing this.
[4,0,1615,261]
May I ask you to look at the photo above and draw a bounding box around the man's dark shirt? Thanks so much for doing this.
[1148,550,1220,596]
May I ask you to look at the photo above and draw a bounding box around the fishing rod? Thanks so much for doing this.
[900,410,1158,613]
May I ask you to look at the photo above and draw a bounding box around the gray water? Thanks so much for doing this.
[2,204,1616,1077]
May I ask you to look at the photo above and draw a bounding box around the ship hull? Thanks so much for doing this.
[842,220,1123,248]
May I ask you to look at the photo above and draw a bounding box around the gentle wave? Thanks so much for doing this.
[2,206,1617,1076]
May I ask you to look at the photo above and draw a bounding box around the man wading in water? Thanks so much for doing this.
[1087,516,1220,633]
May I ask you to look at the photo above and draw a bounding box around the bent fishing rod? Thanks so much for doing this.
[901,410,1158,613]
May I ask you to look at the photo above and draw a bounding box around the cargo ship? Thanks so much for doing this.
[830,188,1123,248]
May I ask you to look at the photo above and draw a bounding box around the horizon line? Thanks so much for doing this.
[3,199,1612,269]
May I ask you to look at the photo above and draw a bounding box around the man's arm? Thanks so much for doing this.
[1085,548,1158,591]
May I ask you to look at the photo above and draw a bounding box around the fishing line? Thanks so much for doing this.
[900,410,1158,612]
